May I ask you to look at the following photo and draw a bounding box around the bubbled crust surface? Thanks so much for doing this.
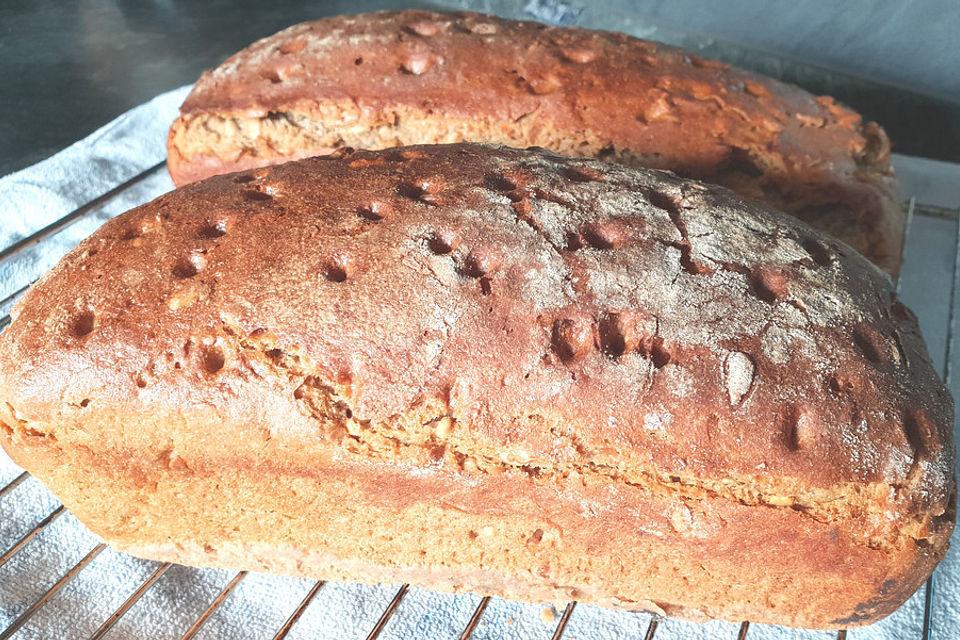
[0,144,952,627]
[168,10,903,274]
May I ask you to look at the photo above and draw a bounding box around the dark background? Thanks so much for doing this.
[2,0,959,177]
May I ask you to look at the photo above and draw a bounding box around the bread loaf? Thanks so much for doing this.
[167,10,904,275]
[0,144,952,628]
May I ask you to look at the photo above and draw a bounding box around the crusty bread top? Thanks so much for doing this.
[0,144,952,550]
[171,10,902,273]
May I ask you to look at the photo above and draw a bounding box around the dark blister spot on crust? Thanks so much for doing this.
[749,269,788,304]
[234,168,272,184]
[324,265,347,282]
[479,277,493,296]
[242,188,275,201]
[853,326,885,364]
[426,230,460,255]
[551,317,594,363]
[199,216,233,238]
[172,261,198,279]
[785,405,819,450]
[598,313,627,358]
[801,238,833,267]
[201,346,226,374]
[278,38,308,55]
[260,67,284,83]
[358,201,393,221]
[463,249,501,278]
[398,178,444,205]
[563,165,604,182]
[904,409,939,460]
[318,253,354,283]
[70,311,96,338]
[643,337,671,369]
[173,254,206,279]
[199,223,227,238]
[581,222,625,250]
[646,190,683,215]
[486,169,533,193]
[565,231,584,251]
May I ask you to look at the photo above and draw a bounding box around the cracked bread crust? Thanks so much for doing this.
[0,144,952,628]
[167,10,903,275]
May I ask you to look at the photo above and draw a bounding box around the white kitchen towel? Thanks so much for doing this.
[0,85,948,640]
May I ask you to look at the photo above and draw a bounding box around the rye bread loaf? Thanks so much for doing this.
[0,144,952,629]
[167,10,904,275]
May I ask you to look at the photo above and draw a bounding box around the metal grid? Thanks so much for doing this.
[0,164,956,640]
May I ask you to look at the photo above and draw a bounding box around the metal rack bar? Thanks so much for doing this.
[898,197,917,297]
[457,596,491,640]
[0,471,28,498]
[178,571,247,640]
[87,562,172,640]
[365,584,409,640]
[912,202,960,221]
[0,543,106,640]
[0,505,65,570]
[0,281,36,331]
[643,617,659,640]
[550,602,576,640]
[0,161,164,266]
[736,622,749,639]
[941,205,960,386]
[0,281,31,309]
[921,203,960,640]
[271,580,326,640]
[922,578,935,640]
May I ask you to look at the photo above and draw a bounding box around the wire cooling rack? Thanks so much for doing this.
[0,158,957,640]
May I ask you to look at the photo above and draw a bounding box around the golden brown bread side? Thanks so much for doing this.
[0,144,952,628]
[167,10,904,275]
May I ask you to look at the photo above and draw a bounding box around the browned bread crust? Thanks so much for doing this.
[0,144,952,628]
[167,10,904,275]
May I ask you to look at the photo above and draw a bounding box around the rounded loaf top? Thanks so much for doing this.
[181,9,883,178]
[1,143,953,550]
[170,9,902,274]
